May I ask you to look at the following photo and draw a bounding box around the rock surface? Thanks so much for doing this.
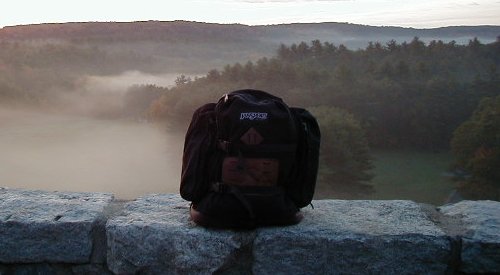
[254,200,452,275]
[0,188,113,263]
[2,187,500,274]
[107,196,453,274]
[106,194,255,274]
[439,200,500,274]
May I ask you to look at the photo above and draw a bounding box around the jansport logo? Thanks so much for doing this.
[240,112,268,120]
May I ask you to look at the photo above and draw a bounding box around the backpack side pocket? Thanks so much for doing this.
[180,103,216,203]
[288,107,321,208]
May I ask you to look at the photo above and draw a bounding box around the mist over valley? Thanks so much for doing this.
[0,72,186,199]
[1,21,499,203]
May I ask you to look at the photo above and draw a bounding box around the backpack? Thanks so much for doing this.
[180,89,320,228]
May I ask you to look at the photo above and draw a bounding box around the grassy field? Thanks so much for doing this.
[366,150,458,205]
[316,150,458,206]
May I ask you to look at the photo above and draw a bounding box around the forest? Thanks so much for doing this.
[148,38,499,147]
[1,21,499,202]
[143,38,500,199]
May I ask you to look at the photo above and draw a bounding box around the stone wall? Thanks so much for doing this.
[0,187,499,274]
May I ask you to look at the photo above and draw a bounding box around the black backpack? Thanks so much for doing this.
[180,89,320,228]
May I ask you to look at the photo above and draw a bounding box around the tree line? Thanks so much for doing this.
[139,37,499,197]
[149,37,500,150]
[0,41,149,107]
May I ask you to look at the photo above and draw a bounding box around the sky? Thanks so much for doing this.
[1,0,499,29]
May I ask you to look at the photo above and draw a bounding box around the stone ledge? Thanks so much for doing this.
[0,188,113,264]
[439,200,500,274]
[107,195,453,274]
[253,200,451,274]
[106,194,255,274]
[1,187,499,274]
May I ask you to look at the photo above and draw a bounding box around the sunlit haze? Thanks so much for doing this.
[1,0,499,28]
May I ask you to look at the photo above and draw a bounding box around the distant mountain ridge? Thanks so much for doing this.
[1,21,498,48]
[0,21,258,42]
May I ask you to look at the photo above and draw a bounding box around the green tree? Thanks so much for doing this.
[206,69,221,81]
[451,95,500,199]
[123,84,166,119]
[451,95,500,181]
[277,43,292,61]
[310,106,373,187]
[175,74,192,86]
[311,39,323,58]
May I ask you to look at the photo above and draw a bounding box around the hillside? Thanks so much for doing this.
[0,21,260,43]
[1,21,498,115]
[1,20,499,47]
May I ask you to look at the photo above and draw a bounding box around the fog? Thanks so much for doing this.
[0,107,185,199]
[0,71,188,199]
[53,71,190,117]
[85,71,182,92]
